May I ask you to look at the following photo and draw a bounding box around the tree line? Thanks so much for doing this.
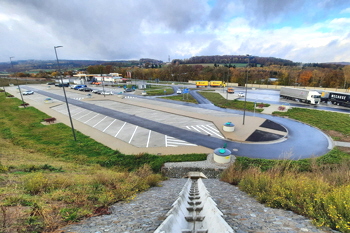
[86,63,350,89]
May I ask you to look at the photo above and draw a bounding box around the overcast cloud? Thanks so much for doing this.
[1,0,350,63]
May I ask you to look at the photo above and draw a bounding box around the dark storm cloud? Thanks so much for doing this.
[1,0,349,63]
[1,0,229,61]
[240,0,350,28]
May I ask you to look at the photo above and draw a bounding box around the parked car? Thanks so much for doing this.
[99,91,113,95]
[124,88,134,92]
[70,84,78,89]
[177,89,182,94]
[46,82,55,85]
[92,89,101,93]
[73,85,87,90]
[55,83,69,87]
[23,90,34,95]
[238,92,245,97]
[78,87,93,92]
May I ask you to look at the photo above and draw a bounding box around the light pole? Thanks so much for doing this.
[100,66,106,97]
[243,54,250,125]
[10,57,26,107]
[54,46,77,141]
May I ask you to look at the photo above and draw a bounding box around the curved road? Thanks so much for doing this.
[24,85,332,160]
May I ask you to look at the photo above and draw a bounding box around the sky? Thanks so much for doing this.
[1,0,350,64]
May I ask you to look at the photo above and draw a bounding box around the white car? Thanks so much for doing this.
[176,89,182,94]
[99,91,113,95]
[23,90,34,95]
[238,92,245,97]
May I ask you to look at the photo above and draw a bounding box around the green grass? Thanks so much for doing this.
[161,93,198,103]
[0,94,206,172]
[144,87,174,96]
[273,108,350,136]
[198,91,269,112]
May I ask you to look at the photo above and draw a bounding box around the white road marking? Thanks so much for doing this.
[146,130,151,148]
[72,109,87,116]
[128,126,138,143]
[197,125,224,138]
[76,111,93,120]
[115,122,127,137]
[190,126,201,132]
[103,119,116,132]
[93,116,107,127]
[84,114,100,123]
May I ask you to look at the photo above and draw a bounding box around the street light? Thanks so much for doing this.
[242,54,250,125]
[10,57,26,107]
[54,46,77,141]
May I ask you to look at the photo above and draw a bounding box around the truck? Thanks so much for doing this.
[280,87,321,105]
[196,81,209,88]
[209,81,223,87]
[326,92,350,107]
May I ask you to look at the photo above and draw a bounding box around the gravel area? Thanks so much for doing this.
[59,178,337,233]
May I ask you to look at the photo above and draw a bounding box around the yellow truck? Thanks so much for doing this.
[209,81,223,87]
[196,81,209,88]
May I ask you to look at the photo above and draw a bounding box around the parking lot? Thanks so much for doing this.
[17,85,225,148]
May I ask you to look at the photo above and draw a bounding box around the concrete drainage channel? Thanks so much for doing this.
[154,172,234,233]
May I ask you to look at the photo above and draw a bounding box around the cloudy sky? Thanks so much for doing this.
[1,0,350,63]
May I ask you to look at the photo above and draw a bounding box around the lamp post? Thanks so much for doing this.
[54,46,77,141]
[242,54,250,125]
[100,66,106,97]
[10,57,26,107]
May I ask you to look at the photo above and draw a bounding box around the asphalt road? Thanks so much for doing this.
[21,85,332,160]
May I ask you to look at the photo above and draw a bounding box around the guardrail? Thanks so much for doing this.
[154,172,234,233]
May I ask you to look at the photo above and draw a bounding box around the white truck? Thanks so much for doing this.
[280,87,321,105]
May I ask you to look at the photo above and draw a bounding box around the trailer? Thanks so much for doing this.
[209,81,223,87]
[196,81,209,88]
[328,92,350,107]
[280,87,321,105]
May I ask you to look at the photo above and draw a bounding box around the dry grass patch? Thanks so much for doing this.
[0,138,163,232]
[326,130,350,142]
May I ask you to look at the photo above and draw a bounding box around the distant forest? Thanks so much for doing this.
[0,55,346,73]
[1,55,350,89]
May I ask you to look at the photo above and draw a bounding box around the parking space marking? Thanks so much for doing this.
[146,130,151,148]
[72,109,88,116]
[129,126,138,143]
[76,111,93,120]
[84,113,100,124]
[93,116,107,127]
[115,122,127,137]
[103,119,116,132]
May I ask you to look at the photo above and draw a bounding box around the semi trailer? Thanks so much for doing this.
[280,87,321,105]
[319,91,350,107]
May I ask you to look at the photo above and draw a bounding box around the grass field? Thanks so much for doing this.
[198,91,269,112]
